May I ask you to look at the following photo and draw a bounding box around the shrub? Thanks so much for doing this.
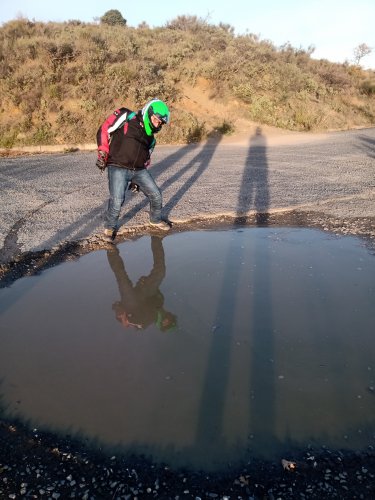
[100,10,127,27]
[160,110,206,144]
[214,120,235,135]
[233,83,254,103]
[248,96,275,124]
[186,122,207,143]
[32,122,54,144]
[316,62,353,89]
[0,126,18,148]
[360,80,375,96]
[292,105,323,131]
[165,15,209,33]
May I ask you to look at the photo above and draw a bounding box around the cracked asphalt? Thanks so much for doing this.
[0,127,374,274]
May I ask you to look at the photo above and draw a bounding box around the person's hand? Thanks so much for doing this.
[96,150,108,172]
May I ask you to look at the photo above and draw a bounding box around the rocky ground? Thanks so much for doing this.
[1,417,374,499]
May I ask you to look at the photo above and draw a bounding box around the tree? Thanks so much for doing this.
[353,43,372,65]
[100,9,127,26]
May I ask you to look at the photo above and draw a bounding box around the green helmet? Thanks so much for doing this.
[142,99,170,136]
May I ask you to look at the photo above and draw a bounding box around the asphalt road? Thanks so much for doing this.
[0,127,374,267]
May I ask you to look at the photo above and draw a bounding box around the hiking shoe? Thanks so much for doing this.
[103,228,116,242]
[149,220,171,231]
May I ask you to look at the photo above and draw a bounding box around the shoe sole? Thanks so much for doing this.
[149,223,170,231]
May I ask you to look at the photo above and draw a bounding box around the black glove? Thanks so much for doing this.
[129,182,140,193]
[96,150,108,172]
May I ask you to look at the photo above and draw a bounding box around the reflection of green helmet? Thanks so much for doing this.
[156,310,177,332]
[142,99,170,136]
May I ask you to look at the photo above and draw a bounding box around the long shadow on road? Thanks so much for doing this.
[195,127,275,455]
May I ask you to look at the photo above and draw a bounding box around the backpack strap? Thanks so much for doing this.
[107,109,135,135]
[97,108,137,153]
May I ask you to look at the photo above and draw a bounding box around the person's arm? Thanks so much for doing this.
[144,137,156,168]
[130,137,156,191]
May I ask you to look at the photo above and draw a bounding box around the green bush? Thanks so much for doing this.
[248,96,275,124]
[100,10,126,27]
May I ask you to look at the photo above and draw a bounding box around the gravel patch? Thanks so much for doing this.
[1,418,374,499]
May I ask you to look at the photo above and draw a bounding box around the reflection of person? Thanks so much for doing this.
[96,99,172,242]
[107,236,177,332]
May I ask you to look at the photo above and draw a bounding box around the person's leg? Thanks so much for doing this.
[133,169,163,223]
[105,166,130,230]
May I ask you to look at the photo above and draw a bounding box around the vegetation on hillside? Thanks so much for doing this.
[0,15,374,148]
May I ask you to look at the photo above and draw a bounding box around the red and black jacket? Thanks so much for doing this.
[96,108,156,170]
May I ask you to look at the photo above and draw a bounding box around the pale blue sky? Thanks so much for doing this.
[1,0,374,69]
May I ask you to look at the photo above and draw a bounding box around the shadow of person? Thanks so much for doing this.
[242,127,275,449]
[120,133,223,225]
[194,128,272,452]
[106,236,177,332]
[235,126,270,225]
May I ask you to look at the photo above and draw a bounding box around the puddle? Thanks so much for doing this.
[0,227,374,471]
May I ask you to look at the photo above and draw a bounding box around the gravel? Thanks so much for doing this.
[1,419,374,499]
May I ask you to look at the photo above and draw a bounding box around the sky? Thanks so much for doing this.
[1,0,374,69]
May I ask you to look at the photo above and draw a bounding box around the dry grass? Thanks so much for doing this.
[0,16,374,148]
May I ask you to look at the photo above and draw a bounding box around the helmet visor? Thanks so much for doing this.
[153,112,170,125]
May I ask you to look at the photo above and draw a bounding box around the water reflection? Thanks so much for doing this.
[108,236,177,332]
[0,229,374,471]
